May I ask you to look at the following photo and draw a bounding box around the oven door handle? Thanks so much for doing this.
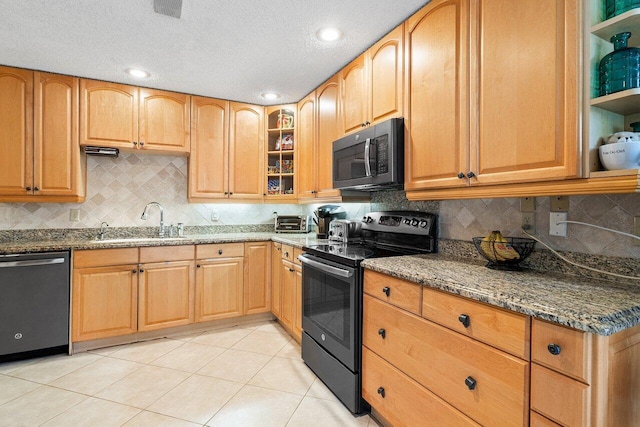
[298,255,354,278]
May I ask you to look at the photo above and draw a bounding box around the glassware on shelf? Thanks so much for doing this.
[598,32,640,96]
[605,0,640,20]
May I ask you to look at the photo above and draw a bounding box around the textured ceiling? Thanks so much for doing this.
[0,0,430,105]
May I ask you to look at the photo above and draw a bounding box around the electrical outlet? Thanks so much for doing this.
[549,212,568,237]
[634,216,640,246]
[211,210,220,221]
[69,209,80,222]
[521,212,535,233]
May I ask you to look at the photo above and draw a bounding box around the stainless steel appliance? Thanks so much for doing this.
[328,219,362,243]
[332,118,404,191]
[299,211,437,414]
[313,205,347,239]
[275,215,311,233]
[0,251,70,362]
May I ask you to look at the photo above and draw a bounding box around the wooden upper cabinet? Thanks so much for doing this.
[80,80,138,149]
[315,74,341,199]
[405,0,470,191]
[341,54,368,135]
[34,72,84,198]
[80,79,190,154]
[341,24,404,137]
[189,96,229,200]
[0,67,33,197]
[296,92,317,200]
[139,88,190,153]
[471,0,579,185]
[369,24,404,125]
[229,102,264,200]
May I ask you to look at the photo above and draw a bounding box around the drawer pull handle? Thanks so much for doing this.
[377,387,385,398]
[547,343,562,356]
[378,328,386,339]
[458,314,470,328]
[284,251,289,257]
[465,376,477,391]
[382,287,390,297]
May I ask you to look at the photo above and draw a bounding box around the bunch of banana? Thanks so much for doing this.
[480,231,520,262]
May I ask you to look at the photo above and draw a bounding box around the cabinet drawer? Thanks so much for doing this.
[74,248,138,268]
[531,363,588,426]
[532,319,588,383]
[364,270,421,315]
[140,245,195,263]
[196,243,244,259]
[281,244,294,262]
[363,346,480,427]
[363,294,529,427]
[530,411,562,427]
[422,287,530,359]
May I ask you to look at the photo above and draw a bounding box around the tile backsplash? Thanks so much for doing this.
[0,152,638,259]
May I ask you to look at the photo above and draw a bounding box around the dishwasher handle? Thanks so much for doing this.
[0,258,66,268]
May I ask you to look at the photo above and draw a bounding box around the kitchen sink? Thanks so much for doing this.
[90,237,188,244]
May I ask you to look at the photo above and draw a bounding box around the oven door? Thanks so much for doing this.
[299,253,359,372]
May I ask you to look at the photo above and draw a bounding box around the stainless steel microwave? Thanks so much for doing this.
[332,117,404,191]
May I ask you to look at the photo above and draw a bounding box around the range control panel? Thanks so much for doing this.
[361,211,437,235]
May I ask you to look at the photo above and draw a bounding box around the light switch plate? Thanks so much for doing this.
[549,212,568,237]
[211,210,220,221]
[69,209,80,222]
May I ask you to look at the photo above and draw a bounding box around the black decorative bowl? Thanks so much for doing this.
[472,237,536,271]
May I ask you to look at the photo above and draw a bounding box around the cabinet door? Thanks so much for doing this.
[280,260,296,331]
[34,72,84,198]
[195,257,244,322]
[243,242,270,315]
[369,24,404,125]
[229,102,264,199]
[471,0,579,184]
[271,243,282,319]
[405,0,470,190]
[341,54,368,135]
[189,96,229,199]
[315,75,341,198]
[80,79,138,149]
[139,88,190,154]
[72,265,138,342]
[296,92,317,200]
[293,263,303,342]
[0,66,33,196]
[138,260,195,331]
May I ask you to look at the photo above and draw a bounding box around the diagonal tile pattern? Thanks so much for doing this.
[0,320,378,426]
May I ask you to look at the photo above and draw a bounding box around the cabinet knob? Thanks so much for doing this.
[224,192,228,195]
[547,343,562,356]
[25,186,31,191]
[132,269,137,273]
[139,141,145,146]
[377,387,385,398]
[465,376,477,391]
[467,171,475,179]
[132,141,137,146]
[361,122,366,128]
[289,268,294,272]
[229,192,233,195]
[139,268,144,273]
[457,172,465,179]
[458,314,470,328]
[378,328,386,339]
[263,193,266,196]
[365,121,371,126]
[196,264,201,268]
[382,286,390,297]
[284,252,289,257]
[277,247,281,251]
[218,249,223,255]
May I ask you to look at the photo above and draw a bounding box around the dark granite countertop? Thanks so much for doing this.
[361,254,640,336]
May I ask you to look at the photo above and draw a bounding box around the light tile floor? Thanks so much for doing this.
[0,320,377,427]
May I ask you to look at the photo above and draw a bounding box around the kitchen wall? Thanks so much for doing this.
[0,153,638,259]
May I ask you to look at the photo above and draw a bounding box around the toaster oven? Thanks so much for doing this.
[275,215,311,233]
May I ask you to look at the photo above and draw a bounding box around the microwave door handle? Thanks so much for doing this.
[364,138,372,177]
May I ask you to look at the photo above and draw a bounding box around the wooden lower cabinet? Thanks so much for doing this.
[243,242,270,315]
[72,264,138,342]
[362,347,479,427]
[195,257,244,322]
[280,259,296,332]
[138,260,195,331]
[279,248,303,342]
[271,242,282,318]
[293,262,302,340]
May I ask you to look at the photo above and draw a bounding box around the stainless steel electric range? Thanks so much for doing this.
[298,211,437,414]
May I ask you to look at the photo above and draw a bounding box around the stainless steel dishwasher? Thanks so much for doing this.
[0,251,70,361]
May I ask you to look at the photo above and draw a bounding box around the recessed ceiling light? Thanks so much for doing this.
[261,92,281,100]
[125,68,150,78]
[316,27,343,42]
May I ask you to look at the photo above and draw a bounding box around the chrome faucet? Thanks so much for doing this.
[99,222,109,240]
[141,202,165,237]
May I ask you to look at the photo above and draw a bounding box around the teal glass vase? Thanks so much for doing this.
[599,32,640,96]
[605,0,640,19]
